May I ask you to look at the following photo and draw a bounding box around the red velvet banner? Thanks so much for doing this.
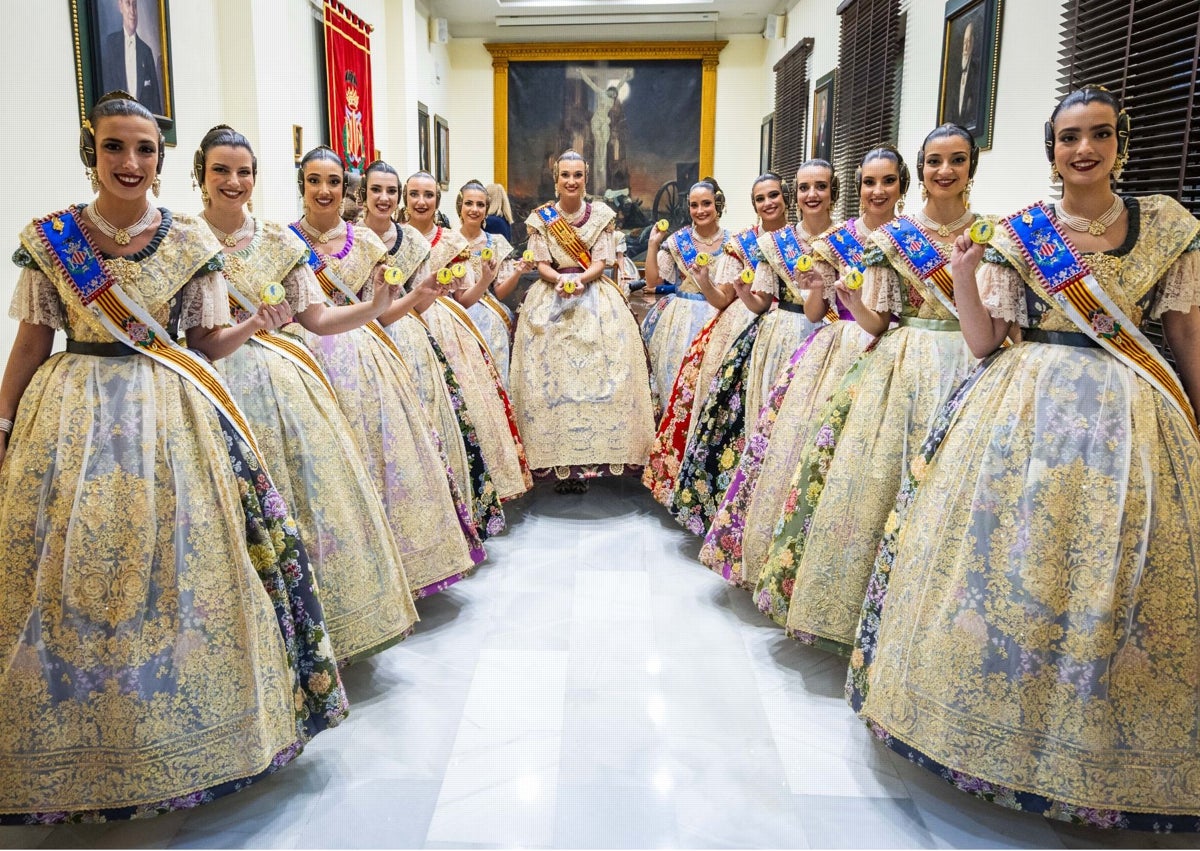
[324,1,374,176]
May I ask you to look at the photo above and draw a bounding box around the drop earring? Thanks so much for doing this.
[88,169,100,194]
[920,184,929,202]
[199,185,211,206]
[1050,163,1061,183]
[962,179,974,209]
[152,177,161,197]
[896,197,905,215]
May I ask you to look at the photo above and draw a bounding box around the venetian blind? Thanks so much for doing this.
[772,36,815,217]
[1059,0,1200,363]
[834,0,904,218]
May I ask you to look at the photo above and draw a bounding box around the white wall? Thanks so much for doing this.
[711,36,770,227]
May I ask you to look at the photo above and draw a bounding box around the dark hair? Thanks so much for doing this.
[297,146,346,197]
[360,159,401,202]
[80,91,164,174]
[401,171,442,222]
[856,146,910,195]
[1045,86,1129,169]
[917,124,979,181]
[794,159,839,205]
[455,179,488,217]
[690,177,726,218]
[750,172,792,211]
[194,124,256,187]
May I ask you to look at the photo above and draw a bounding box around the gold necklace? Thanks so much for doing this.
[912,208,974,238]
[86,201,156,246]
[300,216,346,244]
[1056,195,1123,236]
[203,212,255,247]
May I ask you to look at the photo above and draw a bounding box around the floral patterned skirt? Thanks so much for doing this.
[644,294,718,414]
[386,315,505,542]
[852,341,1200,827]
[743,306,823,428]
[0,353,347,822]
[754,325,974,649]
[701,321,867,587]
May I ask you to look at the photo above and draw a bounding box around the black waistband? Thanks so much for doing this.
[66,340,136,357]
[776,299,807,314]
[1023,329,1100,349]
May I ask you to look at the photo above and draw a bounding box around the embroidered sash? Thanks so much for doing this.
[729,226,763,271]
[534,202,625,301]
[816,220,870,323]
[1001,202,1198,438]
[32,207,266,463]
[876,216,958,317]
[289,223,409,367]
[226,285,337,399]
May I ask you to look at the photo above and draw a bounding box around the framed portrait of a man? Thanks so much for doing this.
[70,0,178,143]
[936,0,1003,150]
[811,71,835,162]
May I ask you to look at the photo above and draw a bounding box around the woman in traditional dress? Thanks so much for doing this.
[360,162,506,541]
[197,128,421,661]
[850,88,1200,830]
[702,148,906,583]
[644,174,786,516]
[293,147,482,596]
[755,127,981,652]
[457,179,533,388]
[739,160,837,425]
[0,94,347,822]
[642,179,729,413]
[402,172,532,503]
[510,149,656,493]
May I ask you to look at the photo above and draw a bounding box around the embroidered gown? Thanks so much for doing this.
[511,201,656,480]
[642,227,724,413]
[462,230,517,388]
[0,210,347,822]
[419,227,532,502]
[215,219,417,660]
[300,223,482,596]
[851,196,1200,830]
[701,219,875,587]
[754,217,977,652]
[380,222,506,540]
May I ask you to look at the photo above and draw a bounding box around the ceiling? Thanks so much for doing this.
[425,0,791,41]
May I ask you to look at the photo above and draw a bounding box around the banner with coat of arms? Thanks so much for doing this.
[323,1,374,177]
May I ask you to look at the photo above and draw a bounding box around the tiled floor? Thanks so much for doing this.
[2,477,1196,849]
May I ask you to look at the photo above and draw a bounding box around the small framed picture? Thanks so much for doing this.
[417,102,430,173]
[434,114,450,190]
[811,70,835,162]
[292,125,303,164]
[760,113,774,174]
[937,0,1004,150]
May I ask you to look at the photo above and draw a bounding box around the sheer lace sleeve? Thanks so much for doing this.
[8,266,65,329]
[751,260,781,297]
[656,248,677,283]
[1150,248,1200,319]
[711,251,742,287]
[179,270,233,331]
[978,259,1027,325]
[861,265,904,315]
[284,262,325,313]
[528,231,553,265]
[590,229,614,264]
[815,258,838,304]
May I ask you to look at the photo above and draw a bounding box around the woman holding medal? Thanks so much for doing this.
[457,179,534,389]
[196,127,422,660]
[702,148,906,587]
[362,162,507,542]
[0,94,347,822]
[403,172,532,503]
[510,149,655,493]
[850,88,1200,829]
[294,147,483,597]
[755,128,979,651]
[642,179,729,413]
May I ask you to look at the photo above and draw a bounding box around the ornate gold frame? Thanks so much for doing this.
[484,41,727,186]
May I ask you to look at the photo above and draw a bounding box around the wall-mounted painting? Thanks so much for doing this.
[937,0,1004,150]
[70,0,178,144]
[486,41,726,256]
[434,114,449,190]
[811,71,835,163]
[760,113,774,174]
[417,102,431,174]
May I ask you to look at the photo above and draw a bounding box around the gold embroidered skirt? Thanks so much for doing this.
[645,294,718,414]
[743,307,824,428]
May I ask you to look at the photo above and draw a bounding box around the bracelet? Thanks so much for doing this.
[0,417,12,434]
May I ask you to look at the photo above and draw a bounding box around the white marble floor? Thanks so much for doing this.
[2,478,1196,849]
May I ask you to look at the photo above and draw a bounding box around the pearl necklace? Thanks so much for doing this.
[1056,195,1123,236]
[692,227,725,247]
[912,207,975,238]
[300,216,346,244]
[86,201,156,246]
[204,212,255,247]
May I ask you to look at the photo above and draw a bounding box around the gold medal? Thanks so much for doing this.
[843,269,864,291]
[562,278,578,295]
[436,268,454,286]
[655,219,669,232]
[481,247,494,261]
[739,267,755,285]
[383,266,405,286]
[522,249,536,263]
[968,219,994,244]
[260,282,287,305]
[451,262,467,279]
[695,252,710,267]
[795,254,813,273]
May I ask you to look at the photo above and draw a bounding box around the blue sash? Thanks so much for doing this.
[672,228,701,269]
[771,226,812,280]
[823,222,868,272]
[878,216,957,314]
[733,227,763,271]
